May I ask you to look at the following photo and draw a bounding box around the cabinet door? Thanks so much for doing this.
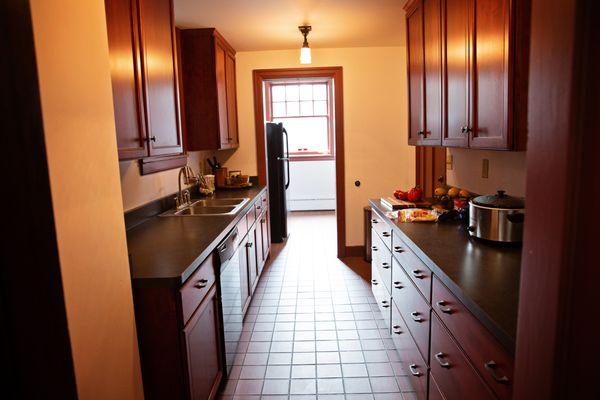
[262,210,270,261]
[469,0,511,149]
[443,0,470,147]
[104,0,147,160]
[225,53,239,148]
[238,241,251,314]
[246,227,258,294]
[423,0,443,145]
[406,2,425,145]
[214,44,230,148]
[138,0,183,156]
[183,286,223,400]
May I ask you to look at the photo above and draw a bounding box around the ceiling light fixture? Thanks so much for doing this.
[298,25,312,64]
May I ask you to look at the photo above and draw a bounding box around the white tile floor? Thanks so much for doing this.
[218,211,417,400]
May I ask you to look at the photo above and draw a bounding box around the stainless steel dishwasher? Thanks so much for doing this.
[217,226,244,374]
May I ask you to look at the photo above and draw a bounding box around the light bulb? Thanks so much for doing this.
[300,46,311,64]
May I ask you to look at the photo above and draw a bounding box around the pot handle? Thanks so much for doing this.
[506,213,525,224]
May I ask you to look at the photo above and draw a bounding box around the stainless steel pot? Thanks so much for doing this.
[468,190,525,243]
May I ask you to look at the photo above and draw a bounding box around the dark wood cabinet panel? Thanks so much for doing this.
[180,253,217,324]
[238,235,251,314]
[443,0,470,147]
[138,0,183,156]
[262,210,270,262]
[432,277,513,399]
[423,0,443,144]
[373,232,393,295]
[104,0,147,160]
[469,0,511,149]
[429,373,445,400]
[246,226,258,294]
[406,3,425,145]
[430,314,496,400]
[179,29,239,151]
[225,53,239,147]
[392,235,432,301]
[183,285,223,400]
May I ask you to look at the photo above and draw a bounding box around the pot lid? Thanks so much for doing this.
[472,190,525,209]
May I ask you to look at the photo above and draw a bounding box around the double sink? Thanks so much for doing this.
[160,198,249,217]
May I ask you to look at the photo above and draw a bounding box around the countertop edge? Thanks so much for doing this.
[131,187,267,288]
[368,199,516,354]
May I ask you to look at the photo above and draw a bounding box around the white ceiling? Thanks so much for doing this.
[174,0,407,52]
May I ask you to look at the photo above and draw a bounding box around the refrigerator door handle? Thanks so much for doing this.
[282,128,291,189]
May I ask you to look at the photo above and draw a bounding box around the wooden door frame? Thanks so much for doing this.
[513,0,600,398]
[252,67,346,258]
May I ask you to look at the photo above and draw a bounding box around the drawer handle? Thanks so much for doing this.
[372,219,379,224]
[392,325,403,335]
[382,262,390,269]
[382,231,391,237]
[412,269,426,279]
[436,300,453,314]
[485,361,510,384]
[410,311,424,323]
[372,246,378,251]
[245,242,254,248]
[409,363,422,376]
[194,279,208,289]
[381,300,390,308]
[435,352,451,368]
[371,279,379,285]
[256,205,261,210]
[393,246,405,253]
[393,281,403,289]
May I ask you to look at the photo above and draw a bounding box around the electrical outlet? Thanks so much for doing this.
[446,154,454,170]
[482,159,489,178]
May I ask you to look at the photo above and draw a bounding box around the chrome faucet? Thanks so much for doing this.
[175,166,198,210]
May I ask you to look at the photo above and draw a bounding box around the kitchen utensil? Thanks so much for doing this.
[468,190,525,243]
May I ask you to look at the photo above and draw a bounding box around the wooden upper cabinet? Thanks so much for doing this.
[105,0,186,172]
[406,0,529,150]
[443,0,471,147]
[406,0,443,146]
[104,0,147,160]
[406,2,425,146]
[469,0,511,149]
[179,29,239,151]
[138,0,183,156]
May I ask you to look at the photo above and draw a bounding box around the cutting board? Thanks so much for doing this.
[380,196,432,210]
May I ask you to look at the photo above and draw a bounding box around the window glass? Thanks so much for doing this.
[313,84,328,100]
[299,84,313,101]
[286,101,300,116]
[314,100,328,115]
[273,117,329,154]
[272,102,286,117]
[285,85,299,101]
[271,85,286,102]
[300,101,313,116]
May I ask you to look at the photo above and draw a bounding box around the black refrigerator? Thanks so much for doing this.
[266,122,289,242]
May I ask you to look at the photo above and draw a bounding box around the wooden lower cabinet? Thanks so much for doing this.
[183,286,223,400]
[428,373,445,400]
[430,315,495,400]
[246,226,258,294]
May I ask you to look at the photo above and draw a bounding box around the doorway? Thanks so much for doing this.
[253,67,346,257]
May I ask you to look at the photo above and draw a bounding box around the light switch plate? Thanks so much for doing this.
[482,159,489,178]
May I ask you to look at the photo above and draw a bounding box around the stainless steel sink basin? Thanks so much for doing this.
[160,197,249,217]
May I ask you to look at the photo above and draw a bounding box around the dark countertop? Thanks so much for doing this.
[369,199,521,353]
[127,186,266,287]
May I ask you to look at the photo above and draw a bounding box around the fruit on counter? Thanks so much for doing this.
[407,186,423,202]
[434,187,448,197]
[447,187,460,198]
[459,189,470,198]
[393,189,408,201]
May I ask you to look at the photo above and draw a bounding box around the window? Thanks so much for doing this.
[265,79,334,160]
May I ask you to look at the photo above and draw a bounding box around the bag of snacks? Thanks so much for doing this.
[399,208,439,223]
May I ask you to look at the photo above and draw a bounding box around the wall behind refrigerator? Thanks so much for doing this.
[287,160,336,211]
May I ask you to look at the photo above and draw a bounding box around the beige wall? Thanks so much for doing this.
[227,47,414,246]
[30,0,144,398]
[446,148,527,197]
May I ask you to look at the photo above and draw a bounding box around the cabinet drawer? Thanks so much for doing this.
[392,235,432,301]
[372,232,392,294]
[391,303,428,400]
[430,314,495,400]
[237,213,248,237]
[371,211,392,249]
[428,373,444,400]
[391,258,430,362]
[432,277,513,399]
[255,198,266,215]
[260,191,268,207]
[180,253,217,324]
[371,266,391,331]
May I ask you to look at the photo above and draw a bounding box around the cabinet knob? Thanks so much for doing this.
[412,269,426,279]
[409,363,422,376]
[246,242,253,248]
[149,136,156,142]
[381,300,390,308]
[371,246,378,251]
[484,361,510,383]
[392,325,403,335]
[371,279,379,285]
[393,281,403,289]
[436,300,453,314]
[382,231,391,237]
[371,219,378,224]
[417,130,424,136]
[194,278,208,289]
[393,246,404,253]
[382,262,390,269]
[410,311,424,323]
[435,352,451,368]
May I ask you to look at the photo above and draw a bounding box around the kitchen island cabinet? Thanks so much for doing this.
[370,199,520,399]
[104,0,186,172]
